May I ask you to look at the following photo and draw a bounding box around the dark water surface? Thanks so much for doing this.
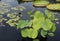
[0,0,60,41]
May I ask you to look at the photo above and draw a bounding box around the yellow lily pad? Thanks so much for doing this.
[47,4,60,10]
[33,1,49,7]
[7,12,17,18]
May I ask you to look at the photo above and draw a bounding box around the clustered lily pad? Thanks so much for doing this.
[0,2,10,8]
[6,19,18,27]
[11,6,25,11]
[7,12,17,18]
[47,4,60,10]
[33,1,49,7]
[17,10,56,39]
[0,9,10,14]
[6,12,20,27]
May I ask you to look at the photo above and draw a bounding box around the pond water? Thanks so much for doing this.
[0,0,60,41]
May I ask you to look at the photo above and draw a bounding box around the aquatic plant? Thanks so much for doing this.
[33,1,49,7]
[7,12,17,18]
[11,6,25,11]
[0,9,10,14]
[6,19,18,27]
[0,2,10,8]
[17,10,56,39]
[6,12,20,27]
[47,4,60,10]
[6,16,20,27]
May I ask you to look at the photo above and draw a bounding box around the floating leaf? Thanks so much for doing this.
[21,29,28,37]
[27,29,38,39]
[0,2,10,8]
[50,24,56,32]
[32,11,45,30]
[56,22,59,24]
[6,19,17,27]
[26,20,32,27]
[42,19,53,31]
[17,20,28,29]
[7,12,17,18]
[47,4,60,10]
[11,16,20,21]
[41,30,47,38]
[21,28,38,39]
[31,29,38,39]
[0,9,10,14]
[55,18,59,21]
[33,39,39,41]
[11,6,25,11]
[45,10,55,21]
[48,33,54,36]
[33,1,49,7]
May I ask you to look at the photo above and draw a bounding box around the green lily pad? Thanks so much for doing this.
[0,2,10,8]
[47,4,60,10]
[17,20,28,29]
[41,30,47,38]
[21,29,28,37]
[33,1,49,7]
[7,12,17,18]
[42,19,53,31]
[32,11,45,30]
[21,28,38,39]
[6,19,17,27]
[0,9,10,14]
[50,24,56,32]
[45,10,55,21]
[11,6,25,11]
[48,33,54,36]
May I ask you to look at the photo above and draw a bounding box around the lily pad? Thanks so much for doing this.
[45,10,55,21]
[48,33,54,36]
[11,6,25,11]
[0,9,10,14]
[7,12,17,18]
[41,30,47,37]
[17,20,28,29]
[42,19,53,31]
[47,4,60,10]
[0,2,10,8]
[33,1,49,7]
[21,28,38,39]
[32,11,45,30]
[6,19,17,27]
